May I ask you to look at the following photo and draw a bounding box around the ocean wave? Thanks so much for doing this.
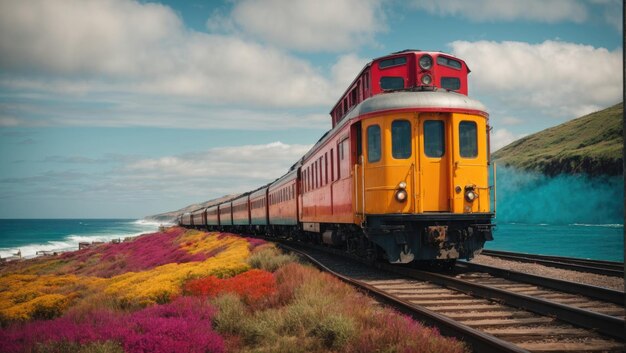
[134,219,174,227]
[0,220,162,259]
[571,223,624,228]
[0,241,75,259]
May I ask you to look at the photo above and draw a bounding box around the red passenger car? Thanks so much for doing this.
[249,185,269,233]
[181,212,192,227]
[232,193,250,228]
[206,205,219,228]
[268,169,299,235]
[218,202,233,227]
[300,125,354,231]
[191,208,206,228]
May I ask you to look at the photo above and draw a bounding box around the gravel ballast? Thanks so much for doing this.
[470,254,625,292]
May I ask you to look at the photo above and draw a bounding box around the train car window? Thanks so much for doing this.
[367,125,381,162]
[459,121,478,158]
[313,161,319,189]
[325,153,328,185]
[380,77,404,90]
[378,56,407,69]
[336,147,341,179]
[436,56,462,69]
[441,77,461,91]
[424,121,445,157]
[391,120,412,159]
[318,158,322,187]
[330,148,334,181]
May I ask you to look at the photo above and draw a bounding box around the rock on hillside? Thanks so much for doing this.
[493,103,623,176]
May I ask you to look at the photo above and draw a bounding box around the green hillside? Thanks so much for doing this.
[492,103,623,176]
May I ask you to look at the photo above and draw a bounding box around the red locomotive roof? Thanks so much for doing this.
[330,50,471,128]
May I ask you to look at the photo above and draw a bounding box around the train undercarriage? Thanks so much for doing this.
[200,213,493,265]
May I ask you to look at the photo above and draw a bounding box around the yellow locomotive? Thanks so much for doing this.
[181,51,494,264]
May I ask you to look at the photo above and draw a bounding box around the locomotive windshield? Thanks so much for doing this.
[380,77,404,90]
[436,56,462,69]
[392,120,412,159]
[424,120,445,157]
[441,77,461,91]
[379,56,407,69]
[459,121,478,158]
[367,125,381,162]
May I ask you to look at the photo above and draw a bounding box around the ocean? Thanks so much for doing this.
[0,219,167,259]
[489,223,623,262]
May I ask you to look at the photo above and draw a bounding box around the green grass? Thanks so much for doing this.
[493,102,623,176]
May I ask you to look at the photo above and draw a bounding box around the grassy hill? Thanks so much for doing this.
[493,103,623,176]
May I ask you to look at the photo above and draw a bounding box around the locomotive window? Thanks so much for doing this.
[364,72,369,90]
[378,57,407,69]
[367,125,381,163]
[436,56,462,69]
[424,121,445,157]
[459,121,478,158]
[391,120,412,159]
[441,77,461,91]
[380,77,404,90]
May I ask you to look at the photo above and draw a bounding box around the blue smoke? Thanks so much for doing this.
[492,166,624,225]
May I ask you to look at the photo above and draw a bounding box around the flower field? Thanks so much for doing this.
[0,227,468,353]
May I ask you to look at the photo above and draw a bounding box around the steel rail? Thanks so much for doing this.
[278,243,530,353]
[482,249,624,269]
[456,261,625,305]
[377,262,625,341]
[481,249,624,277]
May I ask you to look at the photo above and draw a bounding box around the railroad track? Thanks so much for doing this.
[480,249,624,278]
[277,241,625,353]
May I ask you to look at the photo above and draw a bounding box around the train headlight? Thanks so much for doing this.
[395,189,408,202]
[419,55,433,70]
[398,181,407,189]
[464,186,477,203]
[421,74,432,85]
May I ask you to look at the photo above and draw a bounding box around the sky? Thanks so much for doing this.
[0,0,622,219]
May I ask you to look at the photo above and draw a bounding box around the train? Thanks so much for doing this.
[179,50,495,264]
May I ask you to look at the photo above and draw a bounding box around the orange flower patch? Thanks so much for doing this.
[185,269,276,305]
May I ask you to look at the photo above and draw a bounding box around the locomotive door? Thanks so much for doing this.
[418,113,450,212]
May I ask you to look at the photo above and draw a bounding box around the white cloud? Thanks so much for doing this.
[491,128,526,151]
[0,0,335,108]
[412,0,588,23]
[210,0,385,52]
[451,40,622,118]
[122,142,312,197]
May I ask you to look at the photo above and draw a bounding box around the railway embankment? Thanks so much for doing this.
[0,227,468,353]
